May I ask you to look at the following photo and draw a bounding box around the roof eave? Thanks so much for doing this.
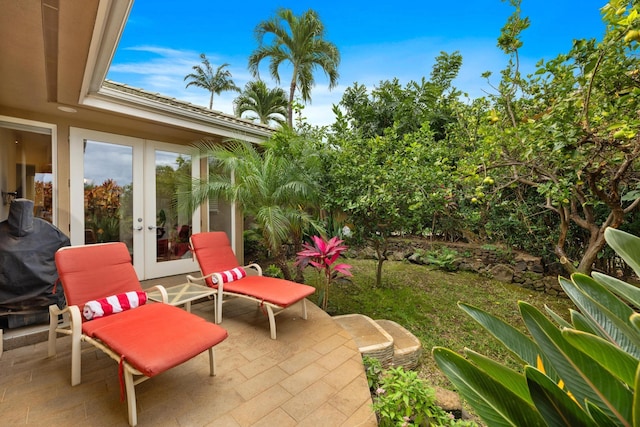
[78,0,272,143]
[82,86,273,143]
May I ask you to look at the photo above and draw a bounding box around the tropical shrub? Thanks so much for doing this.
[363,356,384,391]
[433,227,640,426]
[84,179,126,243]
[415,247,459,272]
[187,139,322,280]
[363,357,477,427]
[263,264,284,279]
[296,235,352,311]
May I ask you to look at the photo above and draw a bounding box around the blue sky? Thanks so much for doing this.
[108,0,607,126]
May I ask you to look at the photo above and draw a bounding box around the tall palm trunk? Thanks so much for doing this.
[293,237,305,283]
[263,229,293,280]
[276,251,292,281]
[287,76,296,127]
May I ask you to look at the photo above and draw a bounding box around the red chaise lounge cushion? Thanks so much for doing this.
[82,303,228,377]
[222,276,315,308]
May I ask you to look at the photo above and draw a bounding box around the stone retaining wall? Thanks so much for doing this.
[352,238,566,296]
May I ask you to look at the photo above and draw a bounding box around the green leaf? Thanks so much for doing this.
[584,401,621,427]
[592,272,640,309]
[634,362,640,427]
[520,302,633,424]
[605,228,640,278]
[606,122,627,131]
[631,313,640,333]
[571,309,602,336]
[561,275,640,359]
[545,305,573,329]
[583,58,598,75]
[465,349,532,403]
[433,347,546,427]
[562,328,639,386]
[572,274,636,324]
[459,303,545,368]
[622,189,640,202]
[525,366,598,427]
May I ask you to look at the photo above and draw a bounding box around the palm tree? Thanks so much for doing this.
[233,80,288,127]
[248,8,340,127]
[184,53,240,109]
[185,139,322,280]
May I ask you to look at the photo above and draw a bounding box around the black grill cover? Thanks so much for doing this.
[0,199,70,315]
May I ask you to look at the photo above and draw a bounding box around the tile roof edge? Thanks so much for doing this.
[102,79,275,133]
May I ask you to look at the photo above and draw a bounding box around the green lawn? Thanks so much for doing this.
[307,258,575,389]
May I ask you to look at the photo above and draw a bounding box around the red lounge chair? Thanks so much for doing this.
[47,242,228,426]
[188,232,315,339]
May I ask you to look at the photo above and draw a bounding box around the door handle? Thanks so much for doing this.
[148,225,157,230]
[134,225,143,231]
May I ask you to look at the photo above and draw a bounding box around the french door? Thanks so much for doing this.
[69,128,200,279]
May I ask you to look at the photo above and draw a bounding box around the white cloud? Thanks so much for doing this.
[108,36,546,127]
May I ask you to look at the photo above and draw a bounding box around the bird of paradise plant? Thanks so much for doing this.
[296,235,352,311]
[433,227,640,426]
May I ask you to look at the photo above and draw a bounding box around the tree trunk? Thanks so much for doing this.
[555,199,625,275]
[294,263,305,283]
[576,206,625,274]
[577,230,606,274]
[554,245,577,276]
[373,238,388,287]
[288,78,296,128]
[554,207,575,276]
[322,274,329,311]
[293,236,305,283]
[376,256,384,288]
[275,252,292,281]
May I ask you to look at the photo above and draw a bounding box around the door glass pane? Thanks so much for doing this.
[155,150,191,262]
[0,127,53,223]
[83,140,134,255]
[207,158,232,236]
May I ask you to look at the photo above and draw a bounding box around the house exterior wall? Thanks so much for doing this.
[0,106,229,240]
[0,0,267,272]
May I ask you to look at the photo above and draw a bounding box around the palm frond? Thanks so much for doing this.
[248,8,340,126]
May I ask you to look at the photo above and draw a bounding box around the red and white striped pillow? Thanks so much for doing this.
[83,291,148,321]
[212,267,246,284]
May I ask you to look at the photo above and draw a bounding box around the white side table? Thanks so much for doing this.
[147,283,216,312]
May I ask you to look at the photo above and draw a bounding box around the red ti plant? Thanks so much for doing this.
[296,235,352,311]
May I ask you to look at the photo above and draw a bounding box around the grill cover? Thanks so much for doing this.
[0,199,70,320]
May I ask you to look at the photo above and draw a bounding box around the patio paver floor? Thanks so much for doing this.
[0,279,377,426]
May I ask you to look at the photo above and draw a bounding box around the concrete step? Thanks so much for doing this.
[1,322,49,355]
[375,319,422,370]
[333,313,422,370]
[333,313,394,367]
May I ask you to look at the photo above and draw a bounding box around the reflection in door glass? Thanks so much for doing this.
[155,150,191,262]
[0,128,54,223]
[83,140,134,255]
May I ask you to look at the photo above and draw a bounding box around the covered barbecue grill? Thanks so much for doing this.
[0,199,70,328]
